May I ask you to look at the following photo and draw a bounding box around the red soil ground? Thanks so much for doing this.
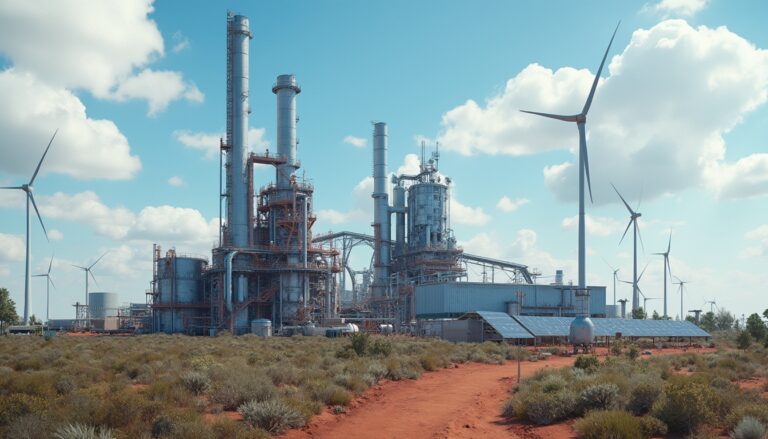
[281,347,713,439]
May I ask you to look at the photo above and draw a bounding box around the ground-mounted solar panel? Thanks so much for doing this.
[510,315,710,338]
[470,311,534,339]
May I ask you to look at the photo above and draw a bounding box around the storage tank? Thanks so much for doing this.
[88,292,119,318]
[407,182,449,250]
[155,255,207,334]
[251,319,272,337]
[569,316,595,345]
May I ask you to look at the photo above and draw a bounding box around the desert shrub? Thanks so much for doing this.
[5,413,52,439]
[367,362,388,381]
[369,338,393,357]
[725,403,768,432]
[266,365,302,386]
[737,331,752,350]
[0,393,48,425]
[626,345,640,360]
[516,391,579,425]
[419,354,441,371]
[349,333,370,356]
[541,374,568,394]
[238,399,304,434]
[579,383,619,412]
[210,374,276,411]
[574,355,600,371]
[53,423,115,439]
[315,384,352,406]
[639,416,668,437]
[181,371,211,395]
[574,410,643,439]
[151,415,175,438]
[211,418,270,439]
[627,382,662,415]
[333,373,366,393]
[731,416,768,439]
[653,380,714,434]
[55,376,77,395]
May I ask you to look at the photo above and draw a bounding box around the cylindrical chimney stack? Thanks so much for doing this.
[273,74,301,190]
[226,14,251,247]
[372,122,391,299]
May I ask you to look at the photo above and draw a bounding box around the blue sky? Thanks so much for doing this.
[1,0,766,320]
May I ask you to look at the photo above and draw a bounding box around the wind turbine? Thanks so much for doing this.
[705,299,718,314]
[520,22,620,296]
[72,252,108,328]
[642,296,661,318]
[613,183,644,318]
[33,255,55,324]
[673,276,690,320]
[602,257,620,311]
[0,130,57,325]
[620,263,648,318]
[652,230,673,319]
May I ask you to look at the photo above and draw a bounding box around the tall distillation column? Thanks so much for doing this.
[226,14,251,247]
[371,122,391,299]
[272,75,305,323]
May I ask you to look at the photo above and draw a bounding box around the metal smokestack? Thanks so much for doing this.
[226,14,251,247]
[372,122,391,299]
[272,74,301,190]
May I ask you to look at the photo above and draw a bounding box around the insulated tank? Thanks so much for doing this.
[407,182,448,250]
[155,256,207,334]
[569,316,595,345]
[88,292,119,318]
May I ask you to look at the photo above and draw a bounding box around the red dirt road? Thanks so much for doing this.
[282,348,712,439]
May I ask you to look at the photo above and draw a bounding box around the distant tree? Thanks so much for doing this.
[745,313,767,341]
[715,309,736,331]
[0,287,19,330]
[700,312,716,332]
[763,308,768,322]
[736,331,751,349]
[685,315,696,323]
[632,308,647,320]
[652,310,661,320]
[28,314,41,326]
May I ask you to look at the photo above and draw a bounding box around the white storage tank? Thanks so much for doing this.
[251,319,272,337]
[89,292,119,318]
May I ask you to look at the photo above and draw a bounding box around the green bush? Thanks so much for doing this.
[315,384,352,406]
[517,391,578,425]
[541,374,568,394]
[0,393,48,425]
[725,403,768,432]
[653,380,714,434]
[369,338,393,357]
[238,399,305,434]
[573,410,644,439]
[627,382,662,415]
[53,423,115,439]
[626,345,640,360]
[579,383,619,412]
[349,333,370,356]
[639,416,668,437]
[210,375,276,411]
[574,355,600,371]
[731,416,767,439]
[181,371,211,395]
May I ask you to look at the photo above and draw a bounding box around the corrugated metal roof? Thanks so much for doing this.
[512,316,710,338]
[460,311,533,339]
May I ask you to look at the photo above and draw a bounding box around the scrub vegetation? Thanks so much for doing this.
[0,333,524,438]
[504,339,768,438]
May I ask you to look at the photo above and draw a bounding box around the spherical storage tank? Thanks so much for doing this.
[155,256,207,334]
[569,316,595,345]
[89,292,119,318]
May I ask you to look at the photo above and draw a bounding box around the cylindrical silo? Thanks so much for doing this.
[407,182,448,250]
[273,74,301,190]
[88,292,119,318]
[155,255,207,334]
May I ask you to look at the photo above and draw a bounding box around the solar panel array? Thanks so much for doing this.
[510,315,710,338]
[472,311,534,339]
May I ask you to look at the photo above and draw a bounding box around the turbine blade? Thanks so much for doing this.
[90,251,108,269]
[579,124,593,203]
[29,193,49,242]
[33,274,46,277]
[519,110,578,122]
[619,219,632,245]
[667,230,672,254]
[71,264,87,270]
[600,256,616,271]
[49,277,56,289]
[48,255,54,274]
[29,129,58,185]
[89,270,99,287]
[582,21,620,115]
[611,183,635,215]
[637,221,645,253]
[651,252,665,255]
[666,257,673,280]
[638,263,649,282]
[0,186,24,190]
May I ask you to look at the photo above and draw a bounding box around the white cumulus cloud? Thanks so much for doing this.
[496,196,530,212]
[174,128,270,159]
[562,214,626,237]
[743,224,768,257]
[343,135,367,148]
[437,20,768,203]
[109,69,203,116]
[645,0,708,17]
[0,233,25,262]
[168,176,185,187]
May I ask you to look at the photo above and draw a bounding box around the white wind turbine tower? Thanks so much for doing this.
[652,230,673,319]
[33,255,55,324]
[0,130,57,325]
[602,258,620,312]
[613,183,644,318]
[521,22,620,346]
[620,263,649,318]
[72,252,108,328]
[674,276,691,320]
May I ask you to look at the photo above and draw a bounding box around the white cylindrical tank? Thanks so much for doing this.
[273,74,301,190]
[251,319,272,337]
[88,292,119,318]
